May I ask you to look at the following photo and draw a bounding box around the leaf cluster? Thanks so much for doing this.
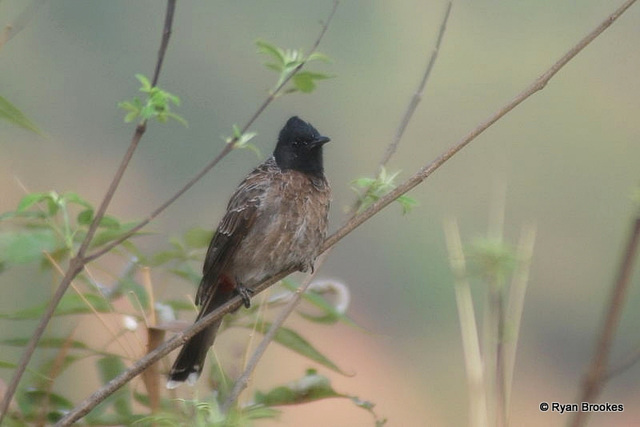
[1,195,378,424]
[0,32,393,426]
[118,74,187,126]
[256,40,332,94]
[0,191,144,272]
[351,167,418,214]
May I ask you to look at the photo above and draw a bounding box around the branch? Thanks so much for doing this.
[54,0,637,424]
[82,0,339,264]
[0,1,177,421]
[221,1,453,411]
[55,271,291,427]
[324,0,638,253]
[378,1,452,171]
[571,213,640,427]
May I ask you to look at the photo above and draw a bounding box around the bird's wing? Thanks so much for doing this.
[194,163,271,306]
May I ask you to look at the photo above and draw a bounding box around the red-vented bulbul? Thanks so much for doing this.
[167,116,331,388]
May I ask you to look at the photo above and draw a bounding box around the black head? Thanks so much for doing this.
[273,116,330,175]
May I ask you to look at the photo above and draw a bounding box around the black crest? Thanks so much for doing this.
[274,116,330,175]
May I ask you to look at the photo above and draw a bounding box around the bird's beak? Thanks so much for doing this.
[311,135,331,147]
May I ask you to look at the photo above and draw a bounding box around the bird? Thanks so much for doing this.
[167,116,331,388]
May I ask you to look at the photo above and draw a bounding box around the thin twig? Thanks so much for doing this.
[0,0,46,52]
[0,1,177,421]
[83,0,340,264]
[221,1,451,411]
[378,1,452,171]
[571,213,640,427]
[151,0,176,87]
[53,1,637,424]
[221,253,326,413]
[323,0,638,254]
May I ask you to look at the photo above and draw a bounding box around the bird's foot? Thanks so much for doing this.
[235,284,254,308]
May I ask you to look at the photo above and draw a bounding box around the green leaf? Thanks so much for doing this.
[244,405,281,420]
[280,280,357,326]
[77,209,94,225]
[250,323,345,374]
[119,75,186,126]
[0,293,111,320]
[147,249,181,266]
[292,71,331,93]
[118,277,150,310]
[165,111,188,127]
[35,355,82,387]
[16,192,49,212]
[352,168,417,214]
[0,210,47,221]
[16,389,74,422]
[0,359,17,369]
[397,194,418,214]
[256,40,286,70]
[0,95,43,134]
[254,369,345,406]
[98,215,121,229]
[135,73,152,92]
[184,227,214,249]
[307,52,332,63]
[164,299,196,313]
[89,221,148,248]
[169,265,201,285]
[0,337,90,350]
[96,356,132,417]
[63,192,93,209]
[0,229,59,264]
[297,292,343,325]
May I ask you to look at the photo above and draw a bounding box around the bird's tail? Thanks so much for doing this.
[166,319,221,389]
[166,289,230,389]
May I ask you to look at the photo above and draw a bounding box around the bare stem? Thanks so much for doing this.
[378,1,452,171]
[323,0,638,254]
[0,1,177,421]
[220,252,327,413]
[571,213,640,427]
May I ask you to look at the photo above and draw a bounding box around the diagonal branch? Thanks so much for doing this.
[5,0,338,422]
[378,1,452,171]
[570,212,640,427]
[54,1,638,424]
[324,0,638,253]
[0,1,178,422]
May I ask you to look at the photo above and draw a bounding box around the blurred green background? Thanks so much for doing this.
[1,0,640,425]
